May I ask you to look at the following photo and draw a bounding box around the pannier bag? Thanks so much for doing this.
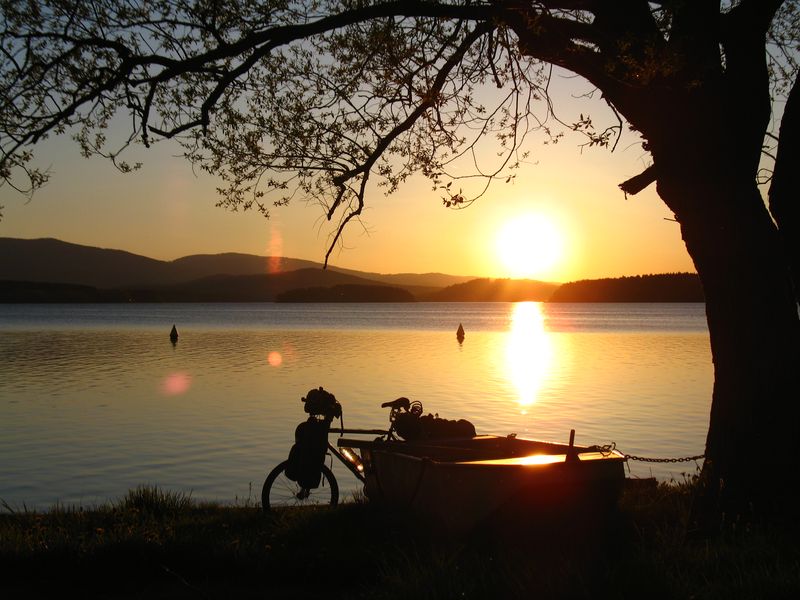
[285,417,330,488]
[285,387,341,489]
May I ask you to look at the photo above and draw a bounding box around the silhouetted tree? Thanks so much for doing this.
[2,1,798,531]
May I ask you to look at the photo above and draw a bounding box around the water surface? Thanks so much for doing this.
[0,302,711,510]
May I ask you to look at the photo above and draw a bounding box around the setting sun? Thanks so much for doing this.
[496,213,565,279]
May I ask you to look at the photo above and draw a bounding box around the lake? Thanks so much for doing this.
[0,302,711,510]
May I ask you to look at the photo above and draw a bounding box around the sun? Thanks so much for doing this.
[496,213,564,279]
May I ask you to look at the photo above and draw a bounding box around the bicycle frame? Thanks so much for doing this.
[326,427,388,483]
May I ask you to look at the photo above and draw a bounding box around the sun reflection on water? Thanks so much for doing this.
[505,302,553,408]
[0,306,713,509]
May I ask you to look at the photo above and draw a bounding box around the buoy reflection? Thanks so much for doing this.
[506,302,552,407]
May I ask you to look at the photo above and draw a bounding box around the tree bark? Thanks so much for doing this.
[654,147,800,532]
[769,75,800,301]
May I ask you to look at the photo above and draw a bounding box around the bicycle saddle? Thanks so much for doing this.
[381,397,411,411]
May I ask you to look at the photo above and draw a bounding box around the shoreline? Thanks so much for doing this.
[1,482,797,599]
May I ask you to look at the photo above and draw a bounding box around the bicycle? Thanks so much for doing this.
[261,388,407,512]
[262,390,629,534]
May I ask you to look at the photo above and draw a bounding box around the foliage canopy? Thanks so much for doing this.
[3,1,794,260]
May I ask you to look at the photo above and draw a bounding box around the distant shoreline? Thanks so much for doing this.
[1,237,702,303]
[0,277,705,304]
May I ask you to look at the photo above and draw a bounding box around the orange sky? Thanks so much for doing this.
[0,74,698,283]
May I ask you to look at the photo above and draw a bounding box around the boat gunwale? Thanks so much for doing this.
[337,434,626,466]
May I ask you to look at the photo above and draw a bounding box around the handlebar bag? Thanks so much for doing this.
[303,387,342,419]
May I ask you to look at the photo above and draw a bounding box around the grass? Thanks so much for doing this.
[1,479,799,599]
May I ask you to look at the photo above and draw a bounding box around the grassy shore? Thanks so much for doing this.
[1,480,798,599]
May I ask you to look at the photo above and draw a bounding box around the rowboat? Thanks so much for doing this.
[337,432,626,533]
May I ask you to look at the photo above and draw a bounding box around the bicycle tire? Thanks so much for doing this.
[261,460,339,512]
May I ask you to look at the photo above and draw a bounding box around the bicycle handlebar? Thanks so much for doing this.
[331,427,389,436]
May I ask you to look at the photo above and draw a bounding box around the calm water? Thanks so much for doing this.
[0,302,711,510]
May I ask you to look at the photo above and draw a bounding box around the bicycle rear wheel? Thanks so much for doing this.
[261,460,339,512]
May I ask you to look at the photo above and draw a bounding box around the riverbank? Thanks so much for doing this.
[1,480,797,599]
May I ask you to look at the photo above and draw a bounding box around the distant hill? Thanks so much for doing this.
[0,238,705,304]
[549,273,703,302]
[151,268,405,302]
[0,280,114,302]
[423,278,559,302]
[167,253,321,280]
[0,237,317,287]
[276,284,414,302]
[0,237,473,290]
[346,271,475,289]
[0,237,170,288]
[0,269,411,302]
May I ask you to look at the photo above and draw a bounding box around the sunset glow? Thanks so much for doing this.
[496,213,564,279]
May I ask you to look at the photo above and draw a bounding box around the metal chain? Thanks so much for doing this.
[589,442,705,463]
[624,453,705,463]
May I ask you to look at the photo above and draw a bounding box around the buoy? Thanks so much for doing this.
[170,324,179,343]
[456,323,465,342]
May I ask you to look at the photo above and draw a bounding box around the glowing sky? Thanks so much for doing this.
[0,74,697,283]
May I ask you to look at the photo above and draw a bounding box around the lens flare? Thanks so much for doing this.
[267,225,283,274]
[161,371,191,396]
[267,351,283,367]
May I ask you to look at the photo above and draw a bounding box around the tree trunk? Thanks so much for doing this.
[769,75,800,301]
[655,154,800,533]
[505,0,797,533]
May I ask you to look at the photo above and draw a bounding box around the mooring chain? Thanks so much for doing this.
[588,442,705,463]
[623,453,705,464]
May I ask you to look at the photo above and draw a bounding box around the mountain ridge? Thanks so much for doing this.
[549,273,703,302]
[1,237,702,303]
[0,237,476,289]
[422,277,558,302]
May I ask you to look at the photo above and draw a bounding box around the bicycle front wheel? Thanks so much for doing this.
[261,460,339,512]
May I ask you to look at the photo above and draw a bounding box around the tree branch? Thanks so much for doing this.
[497,3,629,103]
[324,22,492,241]
[1,0,497,179]
[618,164,656,197]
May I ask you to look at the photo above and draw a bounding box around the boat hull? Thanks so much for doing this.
[339,435,626,533]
